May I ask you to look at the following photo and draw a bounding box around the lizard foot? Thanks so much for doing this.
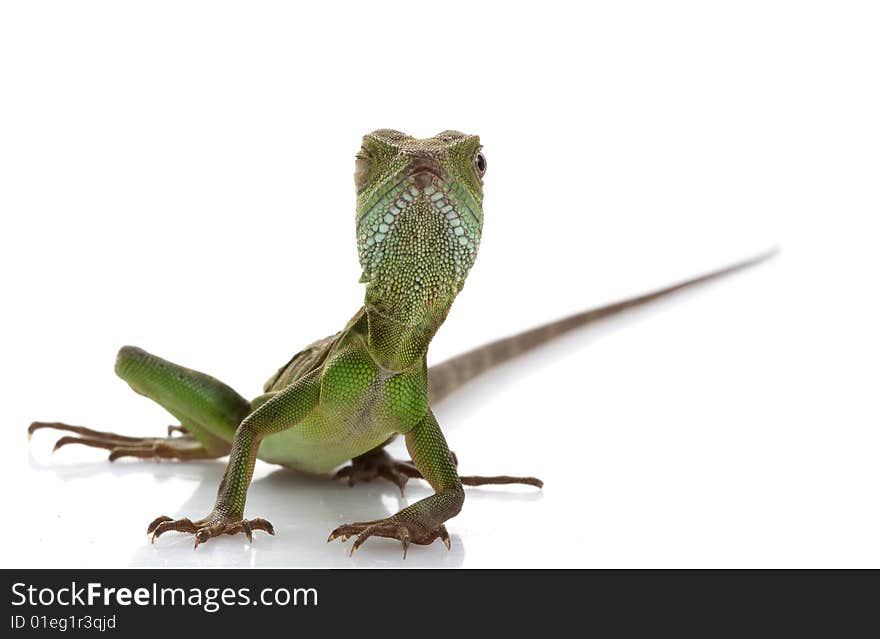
[28,421,218,461]
[333,448,421,496]
[147,513,275,548]
[327,517,450,559]
[333,447,543,494]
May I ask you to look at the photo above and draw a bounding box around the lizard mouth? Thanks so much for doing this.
[356,161,445,225]
[409,168,440,189]
[406,157,443,185]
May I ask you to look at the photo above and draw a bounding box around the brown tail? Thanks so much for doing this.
[428,248,778,403]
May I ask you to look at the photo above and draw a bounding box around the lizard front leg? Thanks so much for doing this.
[328,410,464,558]
[149,370,321,548]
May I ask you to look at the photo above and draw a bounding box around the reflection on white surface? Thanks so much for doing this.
[24,422,544,568]
[26,453,473,568]
[11,256,880,569]
[19,357,550,569]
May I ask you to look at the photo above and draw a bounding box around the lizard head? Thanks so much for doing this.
[353,129,485,367]
[354,129,485,306]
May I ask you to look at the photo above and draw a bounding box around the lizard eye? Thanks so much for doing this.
[474,151,487,177]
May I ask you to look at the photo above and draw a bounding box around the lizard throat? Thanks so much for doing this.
[355,172,482,370]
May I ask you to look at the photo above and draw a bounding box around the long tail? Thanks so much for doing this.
[428,248,777,403]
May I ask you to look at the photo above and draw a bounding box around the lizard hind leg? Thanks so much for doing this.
[28,421,217,461]
[29,345,253,461]
[334,444,543,495]
[333,445,420,496]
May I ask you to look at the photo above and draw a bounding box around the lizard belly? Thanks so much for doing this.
[257,404,395,474]
[256,343,429,474]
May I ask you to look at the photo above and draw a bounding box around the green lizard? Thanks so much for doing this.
[28,129,773,556]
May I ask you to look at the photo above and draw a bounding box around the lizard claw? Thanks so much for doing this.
[28,421,218,461]
[148,513,274,548]
[328,519,450,558]
[333,448,420,497]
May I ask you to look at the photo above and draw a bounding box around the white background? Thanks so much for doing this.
[1,1,877,568]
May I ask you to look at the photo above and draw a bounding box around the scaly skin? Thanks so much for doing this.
[32,130,536,555]
[150,130,488,551]
[29,129,774,555]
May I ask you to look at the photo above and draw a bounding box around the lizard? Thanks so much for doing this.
[28,129,774,556]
